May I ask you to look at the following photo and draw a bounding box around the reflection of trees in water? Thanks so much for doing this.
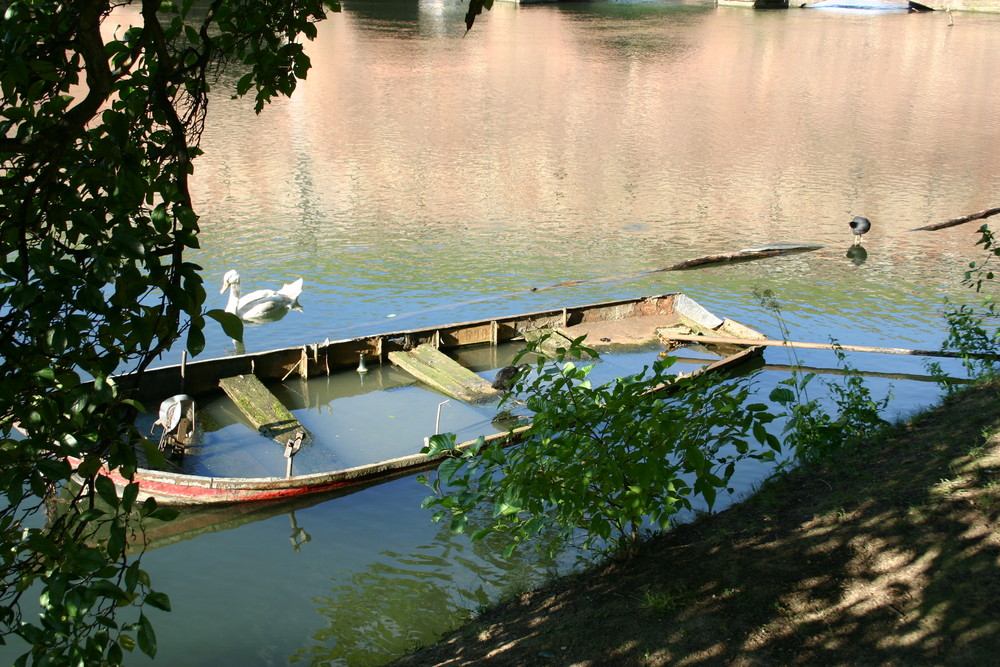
[288,516,565,666]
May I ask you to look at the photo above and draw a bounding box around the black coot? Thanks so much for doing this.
[849,216,871,245]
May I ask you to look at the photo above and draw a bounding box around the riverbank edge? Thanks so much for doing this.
[388,380,1000,666]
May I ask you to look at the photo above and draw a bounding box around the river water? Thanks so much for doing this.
[13,1,1000,665]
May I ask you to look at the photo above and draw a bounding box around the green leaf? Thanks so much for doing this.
[205,308,244,342]
[132,436,162,469]
[469,528,492,542]
[125,562,142,593]
[121,481,139,512]
[89,579,129,603]
[145,590,171,612]
[151,203,170,233]
[94,474,120,508]
[107,521,126,560]
[107,641,124,665]
[498,502,520,516]
[449,514,468,534]
[423,432,458,456]
[436,457,465,486]
[701,483,717,510]
[769,386,795,404]
[174,205,198,229]
[150,507,180,522]
[136,613,157,657]
[186,326,206,357]
[236,71,255,96]
[140,496,159,518]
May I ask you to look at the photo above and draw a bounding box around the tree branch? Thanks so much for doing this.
[0,0,114,156]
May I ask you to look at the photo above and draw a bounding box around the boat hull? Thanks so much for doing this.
[70,428,527,505]
[77,293,765,505]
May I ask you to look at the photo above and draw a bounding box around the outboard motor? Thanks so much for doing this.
[151,394,197,460]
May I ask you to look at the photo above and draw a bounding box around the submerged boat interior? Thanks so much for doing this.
[134,294,765,482]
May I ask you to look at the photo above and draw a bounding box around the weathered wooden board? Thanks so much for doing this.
[388,344,501,404]
[219,375,312,444]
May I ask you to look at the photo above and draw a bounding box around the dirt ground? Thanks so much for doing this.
[389,383,1000,666]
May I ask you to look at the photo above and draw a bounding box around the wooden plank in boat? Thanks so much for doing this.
[387,344,501,404]
[218,375,312,445]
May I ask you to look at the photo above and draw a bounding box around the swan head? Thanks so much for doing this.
[220,270,241,294]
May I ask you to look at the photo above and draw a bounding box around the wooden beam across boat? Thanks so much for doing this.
[218,374,312,444]
[387,344,502,404]
[657,332,999,360]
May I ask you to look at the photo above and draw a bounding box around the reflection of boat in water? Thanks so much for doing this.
[717,0,931,8]
[73,293,766,505]
[131,482,392,553]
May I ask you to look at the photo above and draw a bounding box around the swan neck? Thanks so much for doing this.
[225,283,241,313]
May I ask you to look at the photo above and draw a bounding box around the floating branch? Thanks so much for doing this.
[531,243,823,292]
[910,206,1000,232]
[649,244,823,272]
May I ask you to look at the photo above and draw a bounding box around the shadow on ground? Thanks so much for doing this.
[390,384,1000,666]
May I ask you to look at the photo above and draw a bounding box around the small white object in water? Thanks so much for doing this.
[386,313,396,318]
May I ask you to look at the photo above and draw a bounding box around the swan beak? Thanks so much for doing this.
[220,278,231,294]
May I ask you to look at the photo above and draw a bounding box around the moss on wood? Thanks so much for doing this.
[219,374,311,444]
[388,344,501,404]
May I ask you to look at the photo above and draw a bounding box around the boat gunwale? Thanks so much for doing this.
[121,293,692,402]
[69,426,532,504]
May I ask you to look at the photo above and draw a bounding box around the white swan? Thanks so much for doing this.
[220,270,303,322]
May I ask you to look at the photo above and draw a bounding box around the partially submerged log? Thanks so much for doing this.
[388,344,501,404]
[910,206,1000,232]
[650,243,823,272]
[527,244,823,292]
[219,375,312,445]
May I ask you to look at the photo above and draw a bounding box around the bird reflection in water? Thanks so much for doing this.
[846,244,868,266]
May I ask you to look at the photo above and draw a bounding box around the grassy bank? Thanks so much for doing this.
[390,382,1000,666]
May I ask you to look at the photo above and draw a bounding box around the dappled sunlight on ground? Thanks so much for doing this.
[390,384,1000,666]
